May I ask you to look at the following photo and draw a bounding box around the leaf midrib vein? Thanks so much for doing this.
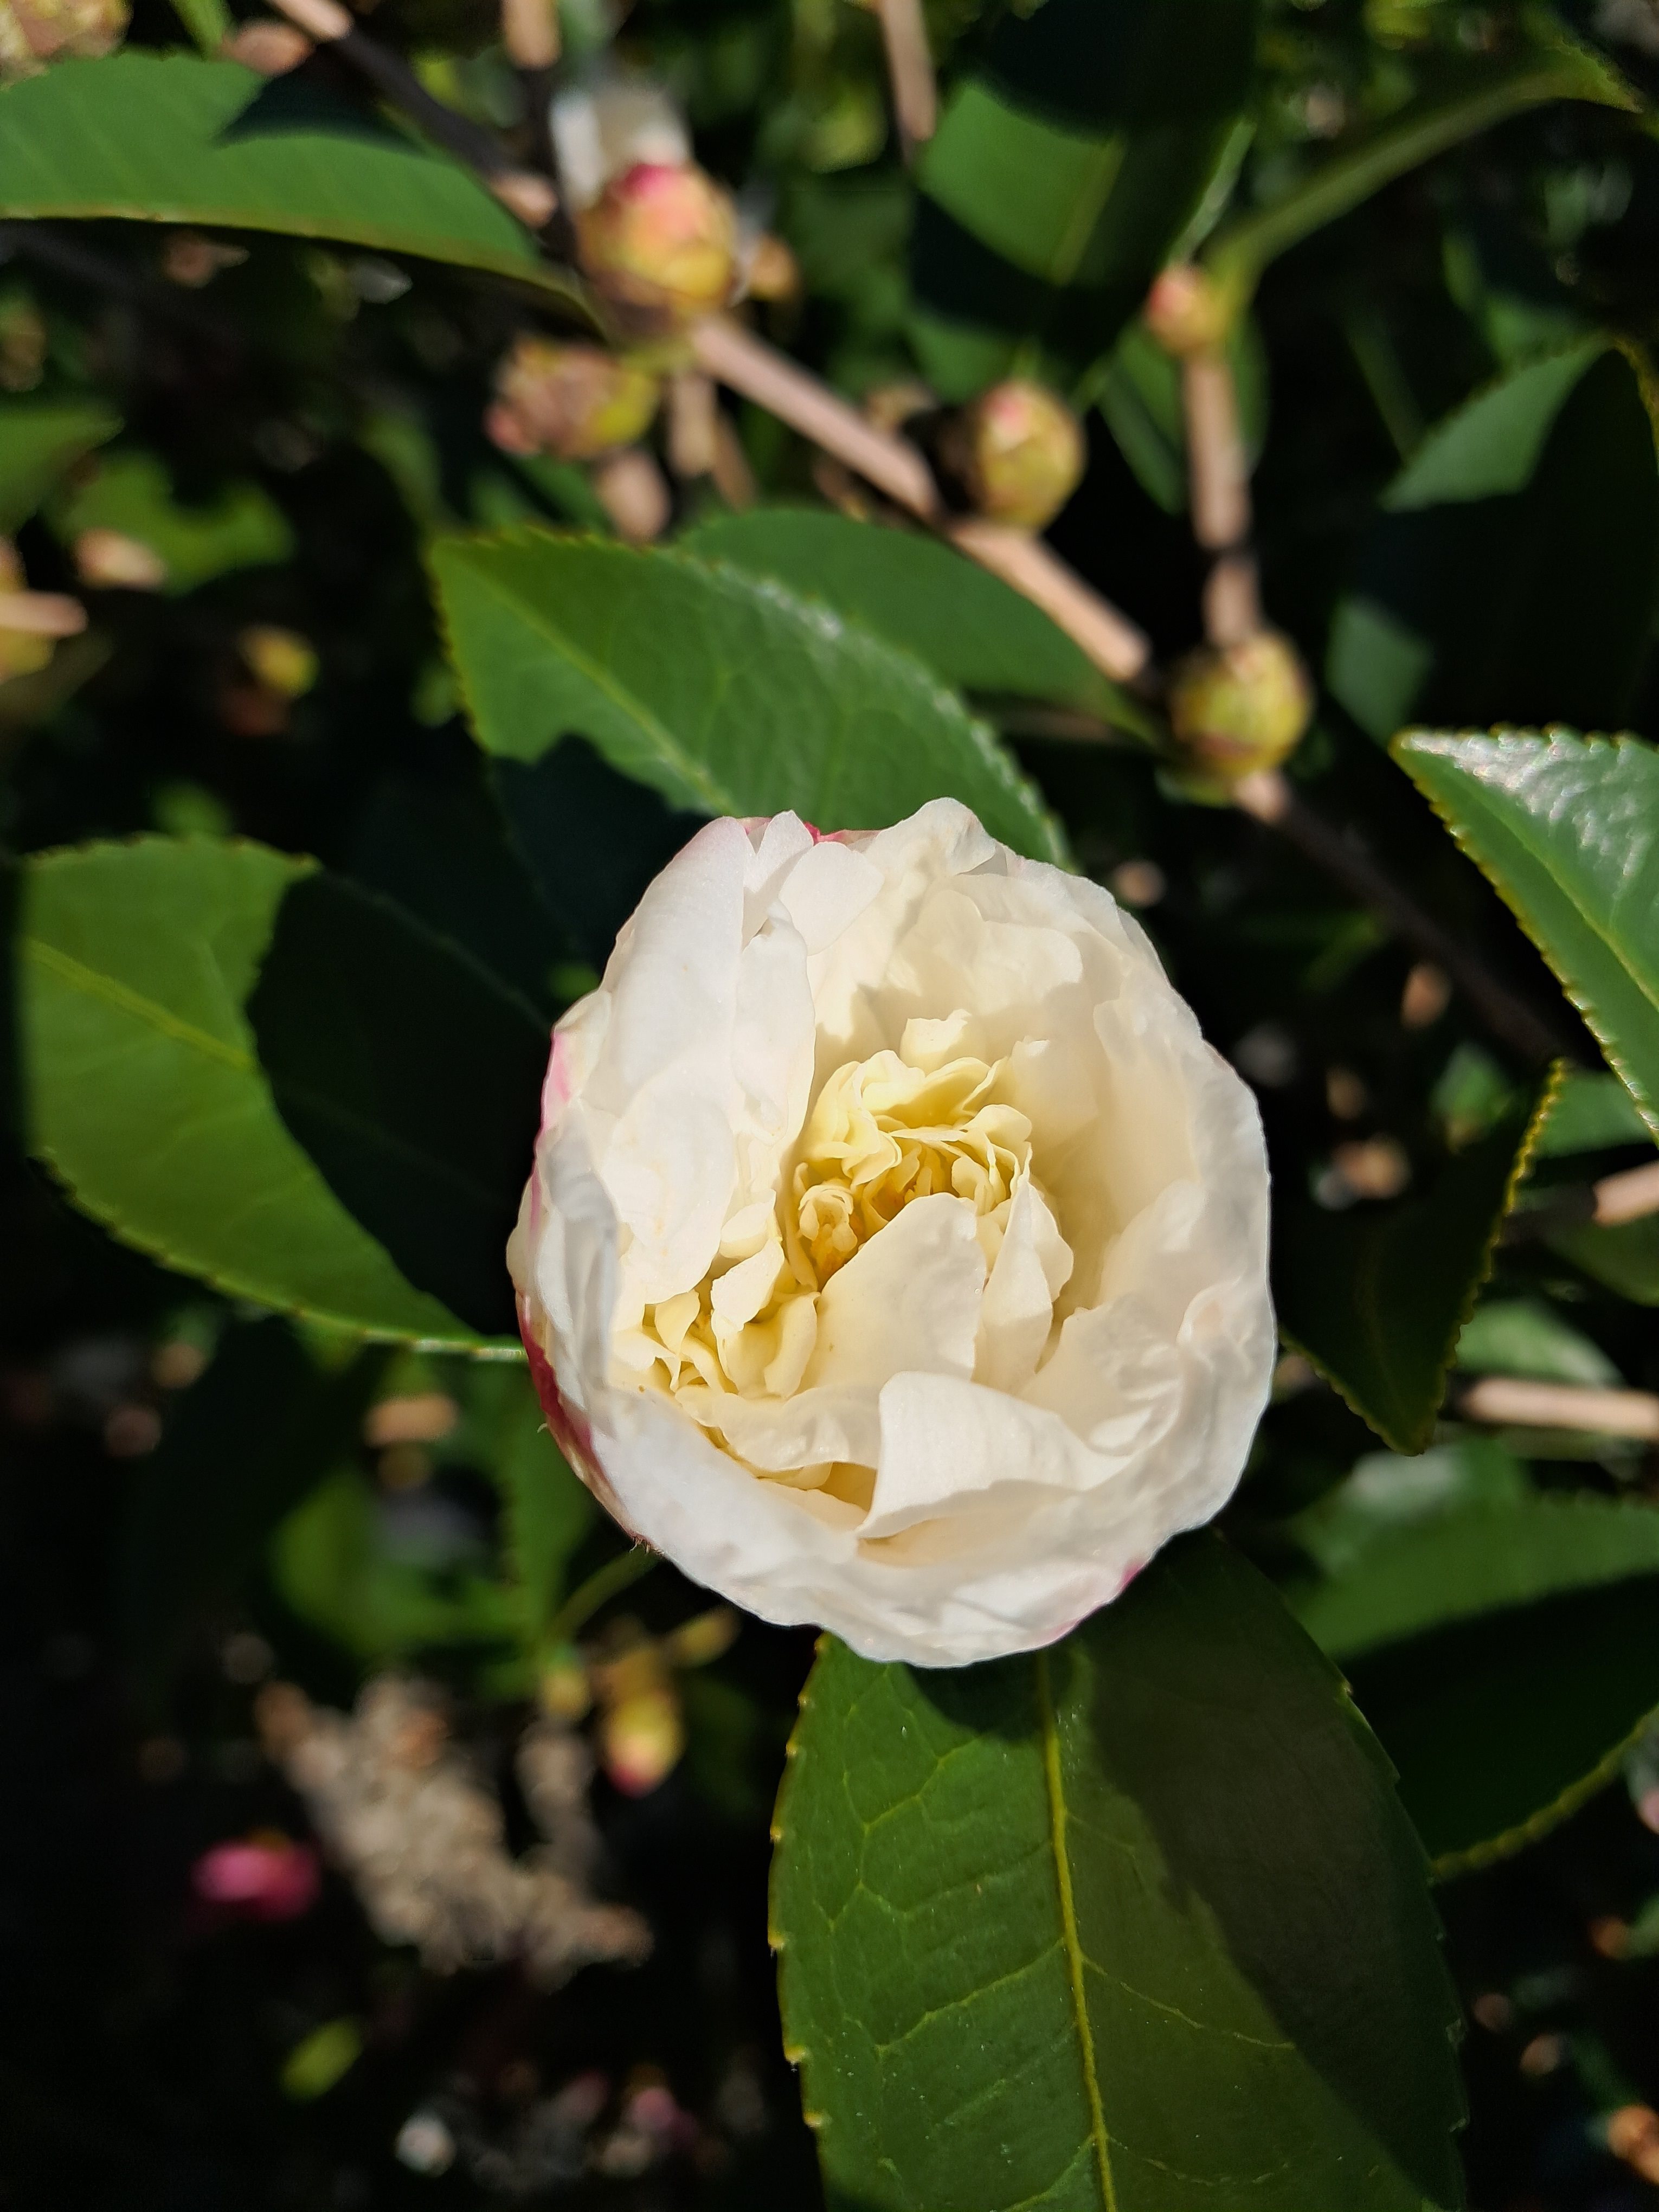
[1037,1647,1116,2212]
[24,935,250,1068]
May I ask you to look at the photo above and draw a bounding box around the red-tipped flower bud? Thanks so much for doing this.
[576,162,738,327]
[1167,631,1313,782]
[1143,263,1230,358]
[946,378,1084,531]
[486,338,661,463]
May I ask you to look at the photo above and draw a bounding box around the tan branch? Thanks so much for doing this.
[875,0,937,156]
[0,591,86,638]
[1182,348,1260,647]
[1593,1156,1659,1227]
[1459,1375,1659,1442]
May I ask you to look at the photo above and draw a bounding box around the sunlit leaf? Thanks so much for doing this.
[0,396,119,532]
[773,1535,1464,2212]
[52,449,293,593]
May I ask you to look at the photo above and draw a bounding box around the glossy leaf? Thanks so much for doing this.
[1274,1091,1546,1455]
[0,55,579,299]
[1454,1298,1619,1387]
[18,837,500,1348]
[772,1535,1464,2212]
[1535,1067,1654,1156]
[0,397,119,532]
[909,0,1257,395]
[1395,731,1659,1141]
[52,449,292,593]
[1204,13,1635,312]
[679,506,1127,717]
[1329,347,1659,740]
[431,530,1064,861]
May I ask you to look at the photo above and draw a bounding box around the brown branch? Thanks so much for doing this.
[1232,768,1571,1069]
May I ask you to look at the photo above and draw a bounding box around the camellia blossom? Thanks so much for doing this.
[510,800,1274,1666]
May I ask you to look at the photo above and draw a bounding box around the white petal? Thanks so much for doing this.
[973,1176,1072,1395]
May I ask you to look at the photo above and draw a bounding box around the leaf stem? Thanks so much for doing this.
[544,1545,659,1650]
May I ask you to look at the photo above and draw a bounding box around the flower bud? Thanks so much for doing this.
[0,0,124,73]
[74,528,166,590]
[1166,630,1313,782]
[575,163,737,326]
[239,623,318,699]
[742,233,799,303]
[487,338,661,462]
[598,1684,684,1796]
[1143,263,1230,357]
[944,379,1084,531]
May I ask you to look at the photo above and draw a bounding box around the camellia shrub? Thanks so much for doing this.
[12,0,1659,2205]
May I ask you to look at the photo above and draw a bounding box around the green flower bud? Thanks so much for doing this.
[485,338,661,462]
[946,378,1084,531]
[1167,631,1313,782]
[575,162,738,328]
[1142,263,1231,357]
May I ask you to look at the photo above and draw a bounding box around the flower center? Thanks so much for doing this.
[620,1049,1036,1413]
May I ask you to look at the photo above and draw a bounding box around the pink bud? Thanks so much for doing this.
[947,380,1084,531]
[1167,630,1313,782]
[1143,264,1230,357]
[192,1834,320,1920]
[576,163,737,326]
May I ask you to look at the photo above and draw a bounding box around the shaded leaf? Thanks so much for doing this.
[0,396,119,532]
[1329,347,1659,740]
[1548,1213,1659,1304]
[0,55,580,300]
[909,0,1258,395]
[1395,730,1659,1139]
[771,1535,1463,2212]
[1454,1297,1619,1386]
[1274,1090,1547,1455]
[18,837,492,1348]
[1535,1066,1654,1156]
[246,871,547,1338]
[430,530,1064,861]
[1092,312,1266,516]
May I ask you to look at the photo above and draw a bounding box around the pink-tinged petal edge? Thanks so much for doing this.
[518,1297,635,1534]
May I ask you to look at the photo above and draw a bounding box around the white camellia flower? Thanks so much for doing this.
[510,799,1274,1667]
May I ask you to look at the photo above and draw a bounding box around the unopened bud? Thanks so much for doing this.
[944,380,1084,532]
[0,0,124,73]
[742,233,799,303]
[576,162,738,326]
[239,623,317,699]
[222,17,311,70]
[599,1684,684,1796]
[487,338,661,462]
[1143,263,1231,357]
[1167,630,1313,782]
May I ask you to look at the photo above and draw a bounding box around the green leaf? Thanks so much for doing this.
[125,1319,385,1701]
[50,449,292,593]
[430,530,1065,863]
[679,506,1139,724]
[273,1466,522,1662]
[463,1364,595,1644]
[0,397,120,532]
[0,55,580,301]
[1536,1067,1654,1156]
[1329,347,1659,740]
[1455,1297,1619,1386]
[1274,1089,1548,1455]
[1091,312,1266,516]
[771,1534,1464,2212]
[1394,730,1659,1142]
[1204,9,1636,313]
[1288,1483,1659,1871]
[245,870,548,1338]
[18,837,499,1349]
[1547,1214,1659,1304]
[909,0,1258,395]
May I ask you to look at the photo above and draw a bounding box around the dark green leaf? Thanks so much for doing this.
[1091,312,1266,516]
[1274,1090,1547,1455]
[430,530,1064,861]
[0,396,119,532]
[1204,14,1636,313]
[1329,346,1659,740]
[0,55,581,300]
[18,837,493,1347]
[1454,1297,1619,1386]
[125,1319,384,1701]
[1548,1214,1659,1304]
[909,0,1258,395]
[467,1365,595,1644]
[1394,730,1659,1139]
[1535,1067,1654,1156]
[246,870,547,1338]
[679,505,1136,721]
[771,1535,1464,2212]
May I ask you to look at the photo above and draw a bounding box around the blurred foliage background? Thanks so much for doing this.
[12,0,1659,2204]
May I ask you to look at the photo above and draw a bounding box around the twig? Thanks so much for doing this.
[875,0,937,157]
[500,0,558,177]
[1508,1155,1659,1245]
[1182,347,1260,647]
[268,0,558,229]
[0,592,86,638]
[1594,1157,1659,1226]
[690,316,1152,685]
[1458,1375,1659,1442]
[666,369,718,479]
[1232,768,1570,1068]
